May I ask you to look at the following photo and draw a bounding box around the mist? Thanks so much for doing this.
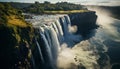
[88,7,120,42]
[57,41,99,69]
[57,6,120,69]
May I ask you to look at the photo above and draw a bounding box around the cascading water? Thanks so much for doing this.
[59,16,82,47]
[54,20,64,44]
[27,15,82,69]
[37,27,54,68]
[25,8,120,69]
[35,39,45,64]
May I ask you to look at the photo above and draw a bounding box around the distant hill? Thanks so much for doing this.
[10,2,32,9]
[0,2,32,9]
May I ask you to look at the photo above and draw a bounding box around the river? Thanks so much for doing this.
[25,10,120,69]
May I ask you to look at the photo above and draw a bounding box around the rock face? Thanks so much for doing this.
[69,11,98,37]
[0,25,34,69]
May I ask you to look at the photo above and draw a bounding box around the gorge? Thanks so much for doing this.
[0,2,100,69]
[0,9,98,69]
[1,2,120,69]
[24,11,98,69]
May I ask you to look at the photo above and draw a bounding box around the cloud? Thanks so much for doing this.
[81,0,120,6]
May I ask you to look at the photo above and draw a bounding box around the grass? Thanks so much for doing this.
[44,10,89,14]
[6,14,32,44]
[7,15,28,27]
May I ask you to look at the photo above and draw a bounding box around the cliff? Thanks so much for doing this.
[0,3,35,69]
[0,3,98,69]
[69,11,98,37]
[0,25,34,69]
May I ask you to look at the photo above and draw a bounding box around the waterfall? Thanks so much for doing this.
[54,20,64,44]
[31,15,82,69]
[35,39,45,63]
[59,16,69,36]
[59,16,82,46]
[48,26,60,59]
[64,15,71,28]
[37,27,54,68]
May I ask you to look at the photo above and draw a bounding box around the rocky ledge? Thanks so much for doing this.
[69,11,98,37]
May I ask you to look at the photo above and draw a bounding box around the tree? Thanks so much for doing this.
[35,1,39,5]
[44,1,51,4]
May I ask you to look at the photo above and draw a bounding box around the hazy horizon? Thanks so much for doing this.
[0,0,120,6]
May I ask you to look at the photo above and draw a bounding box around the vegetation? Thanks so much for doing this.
[44,10,89,14]
[23,1,88,14]
[0,1,88,14]
[0,3,34,69]
[0,3,26,26]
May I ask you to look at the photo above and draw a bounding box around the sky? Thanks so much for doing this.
[0,0,120,6]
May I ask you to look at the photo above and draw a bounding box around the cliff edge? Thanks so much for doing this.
[69,11,98,37]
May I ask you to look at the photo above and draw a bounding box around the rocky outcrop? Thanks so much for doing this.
[0,25,34,69]
[69,11,98,37]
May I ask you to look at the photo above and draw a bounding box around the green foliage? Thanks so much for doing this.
[0,3,27,26]
[35,1,39,4]
[55,2,83,11]
[10,2,32,9]
[0,3,5,9]
[18,10,22,14]
[0,2,35,69]
[44,1,51,4]
[0,3,16,24]
[0,3,8,24]
[24,2,87,14]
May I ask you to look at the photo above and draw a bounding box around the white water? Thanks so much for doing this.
[35,39,45,63]
[26,13,120,69]
[54,20,64,44]
[27,15,83,69]
[40,30,53,63]
[48,26,60,60]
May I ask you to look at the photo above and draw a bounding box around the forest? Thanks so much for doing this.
[23,1,87,14]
